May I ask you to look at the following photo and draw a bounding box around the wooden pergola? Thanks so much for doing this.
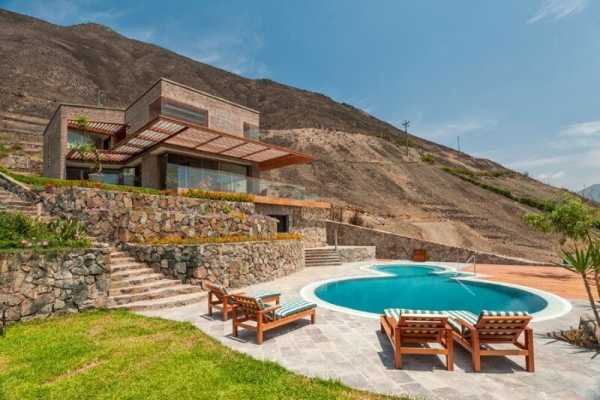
[67,115,313,170]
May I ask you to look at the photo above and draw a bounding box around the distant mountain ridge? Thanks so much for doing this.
[580,184,600,202]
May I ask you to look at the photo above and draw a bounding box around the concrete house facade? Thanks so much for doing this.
[43,78,312,197]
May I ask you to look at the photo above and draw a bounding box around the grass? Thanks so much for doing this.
[0,167,255,203]
[441,166,554,212]
[0,310,407,400]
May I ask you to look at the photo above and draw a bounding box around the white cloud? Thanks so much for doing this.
[560,120,600,137]
[508,155,571,169]
[527,0,589,23]
[181,31,269,78]
[5,0,128,25]
[416,116,497,140]
[537,171,566,181]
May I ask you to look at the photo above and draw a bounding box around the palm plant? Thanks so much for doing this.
[561,245,600,329]
[590,240,600,300]
[69,142,102,175]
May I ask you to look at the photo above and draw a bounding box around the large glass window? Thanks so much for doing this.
[151,98,208,126]
[67,129,103,148]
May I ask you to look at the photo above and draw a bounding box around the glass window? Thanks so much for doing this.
[243,123,260,140]
[161,100,208,126]
[67,129,102,148]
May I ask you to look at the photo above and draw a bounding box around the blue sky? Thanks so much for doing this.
[3,0,600,190]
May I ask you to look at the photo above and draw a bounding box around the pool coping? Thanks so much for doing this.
[299,260,573,322]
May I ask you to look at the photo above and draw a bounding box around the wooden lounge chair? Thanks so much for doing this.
[380,309,454,370]
[205,282,280,321]
[447,310,534,372]
[230,294,316,344]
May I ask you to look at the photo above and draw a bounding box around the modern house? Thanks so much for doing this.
[42,78,313,198]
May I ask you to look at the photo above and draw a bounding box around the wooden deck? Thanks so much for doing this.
[464,264,587,300]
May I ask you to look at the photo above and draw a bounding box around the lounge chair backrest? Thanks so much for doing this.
[475,311,531,340]
[205,282,228,300]
[230,294,263,321]
[399,314,448,339]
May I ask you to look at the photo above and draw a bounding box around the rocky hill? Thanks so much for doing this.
[0,8,578,263]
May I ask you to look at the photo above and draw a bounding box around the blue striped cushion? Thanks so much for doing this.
[274,299,316,319]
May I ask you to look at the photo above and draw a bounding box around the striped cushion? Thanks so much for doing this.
[445,310,478,334]
[384,309,443,322]
[250,290,281,300]
[274,299,316,319]
[480,310,529,319]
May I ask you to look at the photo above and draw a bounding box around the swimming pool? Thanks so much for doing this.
[304,264,571,320]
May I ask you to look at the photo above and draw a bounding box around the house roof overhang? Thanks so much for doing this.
[66,115,313,170]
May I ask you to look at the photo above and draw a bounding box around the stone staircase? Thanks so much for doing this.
[108,250,207,311]
[0,186,40,217]
[305,247,342,267]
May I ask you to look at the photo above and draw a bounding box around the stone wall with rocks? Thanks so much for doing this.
[336,245,376,263]
[326,221,544,266]
[122,239,304,288]
[37,186,277,243]
[254,203,328,248]
[0,248,111,323]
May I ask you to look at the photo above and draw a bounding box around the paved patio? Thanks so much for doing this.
[142,262,600,400]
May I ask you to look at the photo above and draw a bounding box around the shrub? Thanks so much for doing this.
[420,153,434,164]
[184,188,255,203]
[144,232,303,246]
[0,212,90,250]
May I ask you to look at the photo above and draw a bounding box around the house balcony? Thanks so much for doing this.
[165,164,306,200]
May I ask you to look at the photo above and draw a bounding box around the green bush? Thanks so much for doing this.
[441,166,556,212]
[0,212,90,250]
[184,188,255,203]
[420,153,434,164]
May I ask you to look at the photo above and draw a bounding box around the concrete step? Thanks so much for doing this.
[109,284,203,305]
[110,262,148,274]
[110,251,130,258]
[109,291,207,311]
[306,262,342,267]
[109,279,181,296]
[111,268,159,282]
[110,273,167,288]
[110,256,137,263]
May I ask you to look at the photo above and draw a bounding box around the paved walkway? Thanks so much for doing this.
[142,262,600,400]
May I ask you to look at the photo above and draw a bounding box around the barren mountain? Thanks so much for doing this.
[0,8,579,263]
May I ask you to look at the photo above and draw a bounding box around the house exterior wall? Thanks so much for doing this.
[43,105,125,179]
[160,80,259,137]
[124,79,259,138]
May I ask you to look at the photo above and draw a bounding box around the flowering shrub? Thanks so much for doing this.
[184,189,255,203]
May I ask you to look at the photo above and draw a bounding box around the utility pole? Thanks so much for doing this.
[402,120,410,158]
[457,136,461,152]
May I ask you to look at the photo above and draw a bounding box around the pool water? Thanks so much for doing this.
[314,265,548,315]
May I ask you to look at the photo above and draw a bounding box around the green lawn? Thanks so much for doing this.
[0,310,409,400]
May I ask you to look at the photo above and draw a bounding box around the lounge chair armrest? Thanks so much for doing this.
[258,305,281,314]
[457,318,476,330]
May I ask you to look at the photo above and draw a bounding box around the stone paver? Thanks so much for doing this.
[142,262,600,400]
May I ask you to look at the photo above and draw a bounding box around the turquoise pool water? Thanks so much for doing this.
[314,265,548,315]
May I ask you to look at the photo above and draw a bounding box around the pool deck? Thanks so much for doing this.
[142,261,600,400]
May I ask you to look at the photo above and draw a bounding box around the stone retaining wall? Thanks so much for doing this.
[336,245,376,263]
[326,221,543,266]
[37,187,276,243]
[0,248,111,323]
[122,239,304,288]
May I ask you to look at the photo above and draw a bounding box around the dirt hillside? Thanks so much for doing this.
[0,8,579,263]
